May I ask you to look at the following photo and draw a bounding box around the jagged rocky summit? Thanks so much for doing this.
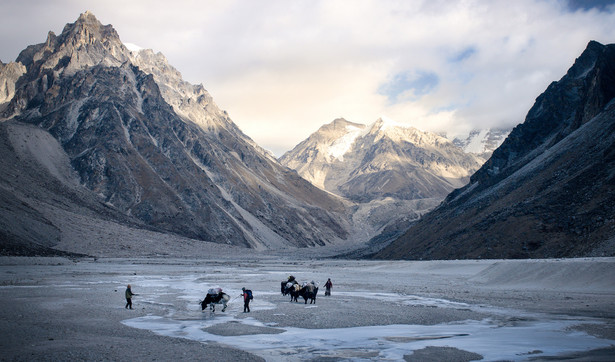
[375,40,615,260]
[0,11,350,255]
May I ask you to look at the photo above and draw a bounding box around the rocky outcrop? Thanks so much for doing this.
[0,61,26,106]
[375,41,615,260]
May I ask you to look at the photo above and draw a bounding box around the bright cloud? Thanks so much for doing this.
[1,0,614,156]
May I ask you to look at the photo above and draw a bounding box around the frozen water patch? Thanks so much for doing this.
[123,314,610,361]
[121,275,611,360]
[116,262,615,360]
[338,291,471,309]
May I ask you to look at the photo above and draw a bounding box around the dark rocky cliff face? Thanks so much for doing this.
[0,12,349,254]
[466,41,615,194]
[375,41,615,260]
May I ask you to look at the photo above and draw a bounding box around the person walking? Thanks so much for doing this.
[125,284,136,309]
[324,278,333,296]
[241,287,253,313]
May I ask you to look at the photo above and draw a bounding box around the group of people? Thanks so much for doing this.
[123,277,332,311]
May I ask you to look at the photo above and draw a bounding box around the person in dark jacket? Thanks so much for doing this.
[241,287,252,313]
[324,278,333,296]
[125,284,136,309]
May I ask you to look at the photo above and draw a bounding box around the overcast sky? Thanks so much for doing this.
[1,0,615,156]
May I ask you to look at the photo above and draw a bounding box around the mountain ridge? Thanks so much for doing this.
[0,12,350,255]
[281,117,484,202]
[375,40,615,260]
[280,116,484,247]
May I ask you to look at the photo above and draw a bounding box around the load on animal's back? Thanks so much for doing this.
[282,275,301,301]
[281,276,318,304]
[281,275,297,295]
[201,288,230,312]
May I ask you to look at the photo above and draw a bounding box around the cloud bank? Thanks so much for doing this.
[1,0,614,155]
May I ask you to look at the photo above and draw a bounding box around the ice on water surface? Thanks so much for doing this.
[121,266,612,361]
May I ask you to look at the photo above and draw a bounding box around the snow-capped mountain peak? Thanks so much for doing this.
[375,115,402,129]
[280,116,484,245]
[365,117,452,148]
[281,117,483,200]
[452,128,511,158]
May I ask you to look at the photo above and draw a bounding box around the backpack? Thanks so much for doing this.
[245,289,253,300]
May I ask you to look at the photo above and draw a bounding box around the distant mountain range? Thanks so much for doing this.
[280,117,487,245]
[375,40,615,260]
[0,12,510,257]
[281,117,486,202]
[2,12,613,260]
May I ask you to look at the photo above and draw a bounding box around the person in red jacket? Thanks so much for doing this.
[241,287,253,312]
[324,278,333,296]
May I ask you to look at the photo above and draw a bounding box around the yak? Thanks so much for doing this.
[299,284,318,304]
[201,292,230,312]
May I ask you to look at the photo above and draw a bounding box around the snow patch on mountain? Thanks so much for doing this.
[124,42,143,52]
[64,98,87,142]
[327,124,364,161]
[452,128,511,158]
[464,129,490,153]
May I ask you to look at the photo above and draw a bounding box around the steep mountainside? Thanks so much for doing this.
[0,12,349,255]
[376,41,615,260]
[0,61,26,106]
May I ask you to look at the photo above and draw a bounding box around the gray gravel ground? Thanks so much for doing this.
[0,258,263,362]
[1,256,614,361]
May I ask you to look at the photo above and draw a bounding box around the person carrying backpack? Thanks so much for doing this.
[241,287,253,313]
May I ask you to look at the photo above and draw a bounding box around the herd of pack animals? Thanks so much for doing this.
[200,276,319,313]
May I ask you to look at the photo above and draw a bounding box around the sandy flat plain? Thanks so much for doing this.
[1,255,614,361]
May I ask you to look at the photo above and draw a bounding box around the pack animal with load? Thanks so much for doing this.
[201,288,230,312]
[299,281,319,304]
[281,278,318,304]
